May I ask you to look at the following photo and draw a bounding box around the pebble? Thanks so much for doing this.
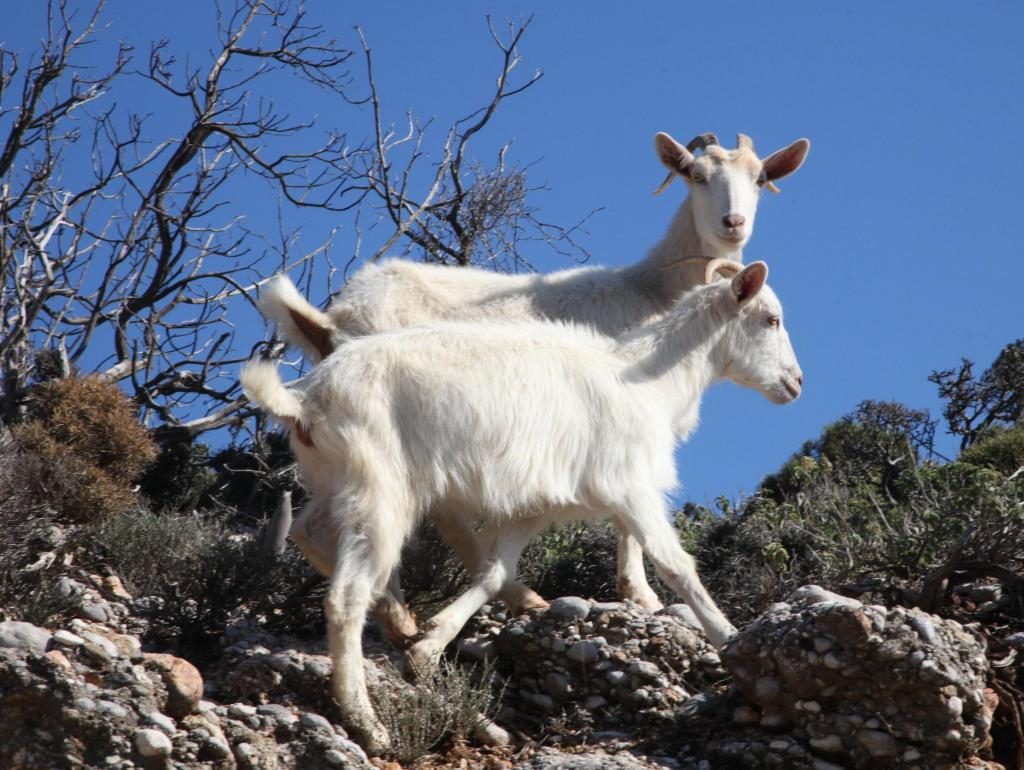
[299,712,334,732]
[257,703,298,723]
[52,630,85,647]
[856,729,898,757]
[145,711,176,735]
[134,729,172,758]
[566,640,599,664]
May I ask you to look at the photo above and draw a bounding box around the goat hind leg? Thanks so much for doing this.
[615,521,663,610]
[292,499,419,648]
[324,522,405,755]
[407,520,538,675]
[434,513,548,614]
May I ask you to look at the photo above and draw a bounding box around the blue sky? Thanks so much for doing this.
[4,2,1022,507]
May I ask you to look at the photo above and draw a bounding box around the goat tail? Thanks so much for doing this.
[240,359,305,425]
[259,275,336,362]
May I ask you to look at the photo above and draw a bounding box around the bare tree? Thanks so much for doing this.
[346,15,596,275]
[1,2,595,440]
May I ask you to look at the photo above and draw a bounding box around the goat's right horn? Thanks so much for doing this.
[652,171,676,196]
[736,133,755,151]
[686,133,719,153]
[703,257,744,284]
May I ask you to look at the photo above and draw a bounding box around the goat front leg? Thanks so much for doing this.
[407,520,539,675]
[615,491,736,648]
[434,513,549,614]
[615,521,663,610]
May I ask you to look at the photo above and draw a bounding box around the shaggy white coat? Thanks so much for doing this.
[242,262,803,752]
[259,132,811,624]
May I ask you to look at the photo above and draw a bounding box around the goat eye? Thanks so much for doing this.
[756,171,768,186]
[767,315,780,328]
[690,172,706,184]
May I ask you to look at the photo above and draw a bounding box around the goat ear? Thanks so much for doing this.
[761,138,810,183]
[654,132,694,176]
[731,261,768,305]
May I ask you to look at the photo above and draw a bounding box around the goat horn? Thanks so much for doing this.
[686,133,719,153]
[703,257,744,285]
[652,171,676,196]
[736,133,754,151]
[766,181,781,194]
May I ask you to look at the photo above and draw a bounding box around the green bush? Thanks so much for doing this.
[682,410,1024,625]
[87,510,313,657]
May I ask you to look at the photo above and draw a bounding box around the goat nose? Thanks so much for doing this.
[723,213,745,229]
[796,373,804,387]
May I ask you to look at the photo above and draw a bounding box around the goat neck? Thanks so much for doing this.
[625,197,742,310]
[617,284,728,438]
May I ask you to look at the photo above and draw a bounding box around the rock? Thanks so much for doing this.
[548,596,591,621]
[299,712,333,733]
[0,621,51,653]
[142,653,203,719]
[789,584,862,608]
[134,728,172,758]
[515,749,662,769]
[720,587,992,769]
[52,629,85,647]
[566,640,599,664]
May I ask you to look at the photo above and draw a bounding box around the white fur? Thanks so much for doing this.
[259,132,810,621]
[241,262,802,753]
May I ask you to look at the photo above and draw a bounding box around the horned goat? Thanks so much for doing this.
[259,131,809,634]
[242,259,803,753]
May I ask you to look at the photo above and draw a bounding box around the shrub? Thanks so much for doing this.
[959,424,1024,475]
[0,431,77,623]
[86,510,313,658]
[140,432,215,513]
[11,375,157,522]
[370,659,500,765]
[682,420,1024,625]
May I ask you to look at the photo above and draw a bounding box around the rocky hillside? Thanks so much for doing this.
[0,554,1015,769]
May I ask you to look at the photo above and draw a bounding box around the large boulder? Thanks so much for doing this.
[718,586,997,769]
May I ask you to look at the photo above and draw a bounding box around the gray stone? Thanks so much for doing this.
[566,640,599,664]
[145,711,176,735]
[0,621,51,653]
[544,672,571,700]
[52,630,85,647]
[134,729,172,758]
[299,712,333,732]
[548,596,591,621]
[789,584,862,608]
[856,729,898,757]
[628,659,661,681]
[77,602,109,623]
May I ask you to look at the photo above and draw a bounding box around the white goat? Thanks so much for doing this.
[260,131,809,632]
[242,259,803,752]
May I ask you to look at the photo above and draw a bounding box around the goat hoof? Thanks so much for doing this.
[342,713,390,756]
[405,640,441,679]
[622,588,663,611]
[502,585,549,614]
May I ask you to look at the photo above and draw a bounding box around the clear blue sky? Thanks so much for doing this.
[5,2,1022,507]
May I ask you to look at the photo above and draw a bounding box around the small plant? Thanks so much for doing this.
[370,659,500,765]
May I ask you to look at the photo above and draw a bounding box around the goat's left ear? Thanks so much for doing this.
[731,261,768,306]
[761,138,811,184]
